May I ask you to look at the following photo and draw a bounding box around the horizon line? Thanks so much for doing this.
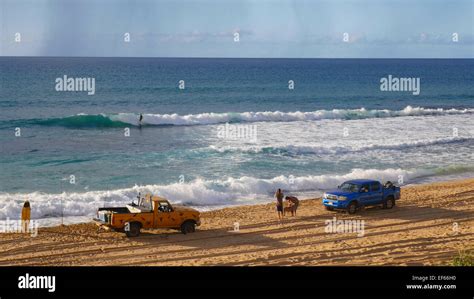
[1,56,473,60]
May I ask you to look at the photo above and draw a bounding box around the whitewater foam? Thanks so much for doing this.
[2,166,468,225]
[23,106,474,128]
[113,106,474,126]
[208,136,473,155]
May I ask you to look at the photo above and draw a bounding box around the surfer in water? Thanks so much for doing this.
[138,113,143,128]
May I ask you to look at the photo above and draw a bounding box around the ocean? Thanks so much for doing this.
[0,57,473,226]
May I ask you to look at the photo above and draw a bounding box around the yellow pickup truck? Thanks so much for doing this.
[94,193,201,237]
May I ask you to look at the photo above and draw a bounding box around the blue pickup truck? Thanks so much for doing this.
[322,179,401,214]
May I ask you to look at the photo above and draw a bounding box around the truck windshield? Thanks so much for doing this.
[138,197,152,211]
[339,183,359,192]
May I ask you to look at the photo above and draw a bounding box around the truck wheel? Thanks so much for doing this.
[347,202,357,214]
[383,197,395,209]
[125,222,141,237]
[325,206,334,211]
[181,221,196,234]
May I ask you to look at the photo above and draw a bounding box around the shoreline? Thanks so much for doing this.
[0,177,472,266]
[23,172,474,228]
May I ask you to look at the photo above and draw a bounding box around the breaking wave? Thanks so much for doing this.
[19,106,474,128]
[1,166,472,224]
[209,136,473,155]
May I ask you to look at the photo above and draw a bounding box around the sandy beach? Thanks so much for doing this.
[0,178,472,266]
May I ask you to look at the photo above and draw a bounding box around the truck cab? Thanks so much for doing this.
[322,179,401,214]
[94,194,201,237]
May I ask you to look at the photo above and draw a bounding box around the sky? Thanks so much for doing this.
[1,0,473,58]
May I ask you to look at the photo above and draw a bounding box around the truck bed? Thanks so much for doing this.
[98,207,130,214]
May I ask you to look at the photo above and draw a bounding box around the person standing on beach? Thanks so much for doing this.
[21,200,31,233]
[275,189,284,223]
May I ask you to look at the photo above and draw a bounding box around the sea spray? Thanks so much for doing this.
[0,167,441,224]
[11,106,474,128]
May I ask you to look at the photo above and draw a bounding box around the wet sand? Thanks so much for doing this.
[0,178,473,266]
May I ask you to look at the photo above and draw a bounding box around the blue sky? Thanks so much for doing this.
[1,0,473,58]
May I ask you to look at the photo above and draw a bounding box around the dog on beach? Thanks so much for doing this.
[283,206,293,216]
